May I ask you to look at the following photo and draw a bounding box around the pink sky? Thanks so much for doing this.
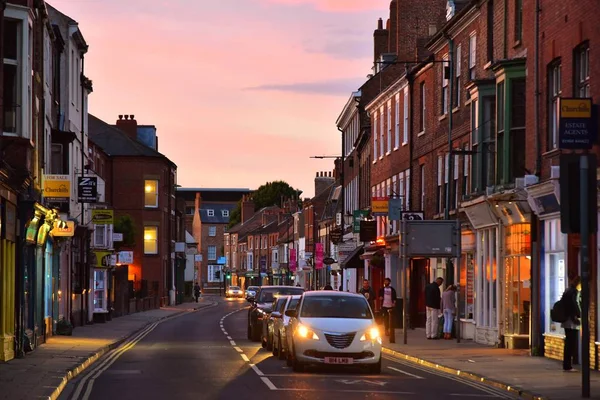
[50,0,389,197]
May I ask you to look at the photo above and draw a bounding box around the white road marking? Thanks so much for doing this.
[226,336,232,340]
[261,377,277,390]
[449,395,499,398]
[274,388,415,394]
[335,379,387,387]
[234,347,243,353]
[241,353,250,362]
[250,364,264,376]
[230,340,236,346]
[388,366,425,379]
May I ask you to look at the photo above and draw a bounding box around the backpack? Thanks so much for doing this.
[551,297,568,323]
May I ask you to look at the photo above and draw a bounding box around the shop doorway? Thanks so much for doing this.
[410,258,429,328]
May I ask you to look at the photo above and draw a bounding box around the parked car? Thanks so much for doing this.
[273,295,301,360]
[261,296,288,350]
[245,286,259,299]
[286,291,382,373]
[226,286,244,298]
[247,285,304,342]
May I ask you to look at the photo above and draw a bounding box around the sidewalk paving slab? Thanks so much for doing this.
[383,328,600,400]
[0,300,215,400]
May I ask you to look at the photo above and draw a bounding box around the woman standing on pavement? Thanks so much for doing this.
[441,285,457,340]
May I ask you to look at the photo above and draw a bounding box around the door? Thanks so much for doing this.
[410,259,429,328]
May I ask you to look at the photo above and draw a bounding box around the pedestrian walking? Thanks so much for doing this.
[323,284,334,290]
[359,279,376,311]
[193,282,201,303]
[562,276,582,371]
[378,278,397,337]
[425,277,444,339]
[441,285,457,340]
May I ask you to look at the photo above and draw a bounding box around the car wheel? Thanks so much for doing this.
[291,343,304,372]
[369,356,382,374]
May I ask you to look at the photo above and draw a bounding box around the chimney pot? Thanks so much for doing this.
[125,115,129,120]
[118,115,123,120]
[377,18,383,30]
[315,172,318,177]
[130,114,135,120]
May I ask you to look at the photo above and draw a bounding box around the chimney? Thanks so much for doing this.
[388,1,398,55]
[373,18,389,65]
[315,170,335,197]
[115,114,138,140]
[242,195,255,224]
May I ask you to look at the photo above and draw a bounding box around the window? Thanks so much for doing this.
[387,100,392,153]
[208,226,217,237]
[420,165,425,211]
[482,95,497,187]
[496,81,505,182]
[452,154,459,209]
[144,180,158,208]
[463,145,469,197]
[249,237,254,250]
[3,19,20,134]
[509,78,526,181]
[544,219,567,335]
[144,226,158,254]
[373,114,378,160]
[93,224,106,248]
[574,43,590,98]
[469,35,477,80]
[379,106,384,158]
[444,154,449,211]
[185,206,194,215]
[514,0,523,42]
[222,209,230,217]
[442,55,449,115]
[487,0,494,62]
[470,99,479,192]
[419,82,426,133]
[437,155,443,214]
[403,89,409,144]
[208,265,223,282]
[453,45,461,108]
[394,94,400,148]
[207,209,215,217]
[208,245,217,260]
[51,143,64,174]
[548,61,561,150]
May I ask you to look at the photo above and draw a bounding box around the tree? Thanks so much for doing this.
[227,181,302,228]
[113,214,136,251]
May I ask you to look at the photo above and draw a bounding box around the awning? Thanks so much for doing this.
[359,249,384,260]
[341,245,364,269]
[51,128,76,144]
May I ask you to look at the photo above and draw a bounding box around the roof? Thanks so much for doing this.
[185,231,196,244]
[88,114,176,167]
[200,204,236,224]
[228,206,280,237]
[176,188,252,203]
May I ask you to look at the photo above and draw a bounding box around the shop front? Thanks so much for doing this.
[91,250,114,322]
[0,189,17,361]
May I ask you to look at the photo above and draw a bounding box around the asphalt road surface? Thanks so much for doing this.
[59,298,518,400]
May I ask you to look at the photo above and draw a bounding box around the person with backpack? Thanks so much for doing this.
[561,276,582,371]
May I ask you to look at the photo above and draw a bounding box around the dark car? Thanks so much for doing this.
[247,286,304,342]
[261,296,289,351]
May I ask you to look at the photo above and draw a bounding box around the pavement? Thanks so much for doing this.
[382,328,600,400]
[60,299,518,400]
[0,297,216,400]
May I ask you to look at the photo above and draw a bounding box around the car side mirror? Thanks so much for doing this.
[285,309,297,318]
[247,297,255,303]
[271,311,282,319]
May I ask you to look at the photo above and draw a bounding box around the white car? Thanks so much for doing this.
[272,295,301,360]
[286,291,382,373]
[226,286,244,298]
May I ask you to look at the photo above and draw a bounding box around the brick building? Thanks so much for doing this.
[89,114,177,307]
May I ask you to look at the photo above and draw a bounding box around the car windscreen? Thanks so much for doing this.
[230,286,240,290]
[300,296,373,319]
[258,288,304,303]
[287,298,300,310]
[247,287,259,291]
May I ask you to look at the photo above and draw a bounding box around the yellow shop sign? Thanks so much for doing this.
[560,98,592,119]
[43,175,71,198]
[91,209,114,225]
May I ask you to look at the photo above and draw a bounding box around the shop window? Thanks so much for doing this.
[545,219,567,335]
[93,269,108,312]
[477,227,498,328]
[94,224,107,248]
[504,224,531,336]
[144,226,158,254]
[144,180,158,208]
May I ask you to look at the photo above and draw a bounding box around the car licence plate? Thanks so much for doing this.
[324,357,353,365]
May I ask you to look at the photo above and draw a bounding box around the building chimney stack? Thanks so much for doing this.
[115,113,138,140]
[242,195,255,224]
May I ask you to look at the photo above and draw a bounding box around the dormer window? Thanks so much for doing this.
[222,210,229,217]
[207,209,214,217]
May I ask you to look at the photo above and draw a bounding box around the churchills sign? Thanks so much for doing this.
[42,175,71,200]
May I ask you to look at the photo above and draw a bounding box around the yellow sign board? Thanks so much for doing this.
[91,209,114,225]
[560,98,592,119]
[371,197,389,215]
[43,175,71,198]
[50,220,75,237]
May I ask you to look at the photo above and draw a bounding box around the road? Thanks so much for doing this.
[60,297,517,400]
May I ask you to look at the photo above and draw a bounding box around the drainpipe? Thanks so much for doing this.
[407,64,414,213]
[444,35,455,285]
[80,51,87,323]
[337,125,345,291]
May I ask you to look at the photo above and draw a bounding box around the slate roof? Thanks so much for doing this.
[88,114,175,167]
[200,204,237,224]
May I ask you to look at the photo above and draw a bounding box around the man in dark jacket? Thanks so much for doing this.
[562,276,582,371]
[359,279,376,311]
[425,277,444,339]
[378,278,397,336]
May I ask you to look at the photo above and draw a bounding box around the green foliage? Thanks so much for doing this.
[227,181,302,229]
[114,214,136,250]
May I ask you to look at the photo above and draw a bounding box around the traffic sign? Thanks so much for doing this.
[78,177,98,203]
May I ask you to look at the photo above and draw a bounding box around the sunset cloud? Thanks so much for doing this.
[261,0,386,13]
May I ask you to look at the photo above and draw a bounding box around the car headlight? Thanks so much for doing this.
[360,326,381,342]
[296,324,319,340]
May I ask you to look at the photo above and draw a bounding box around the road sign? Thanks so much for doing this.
[404,220,461,258]
[112,233,123,242]
[78,177,98,203]
[353,210,369,233]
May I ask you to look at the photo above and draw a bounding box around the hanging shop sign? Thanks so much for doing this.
[50,220,75,237]
[91,209,114,225]
[558,98,597,150]
[371,197,389,217]
[43,175,71,201]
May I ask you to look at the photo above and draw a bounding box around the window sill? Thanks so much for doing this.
[402,142,408,147]
[393,146,399,151]
[452,107,460,114]
[513,40,522,49]
[542,148,561,158]
[386,151,391,156]
[145,206,159,209]
[417,131,425,137]
[438,114,448,122]
[543,332,566,339]
[144,253,159,256]
[484,61,493,70]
